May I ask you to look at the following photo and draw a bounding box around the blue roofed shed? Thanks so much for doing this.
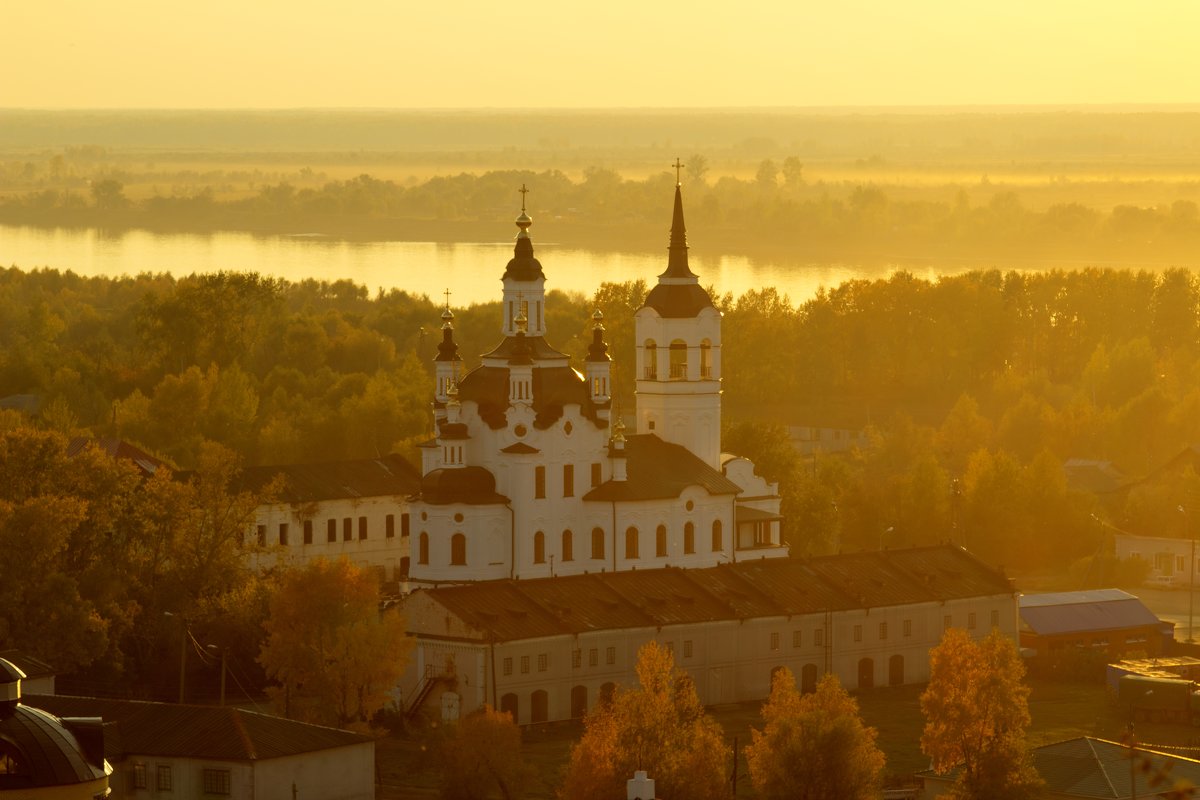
[1019,589,1170,660]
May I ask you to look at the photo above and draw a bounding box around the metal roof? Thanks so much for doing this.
[583,434,743,502]
[223,453,422,504]
[417,544,1013,642]
[1019,590,1161,636]
[26,696,369,762]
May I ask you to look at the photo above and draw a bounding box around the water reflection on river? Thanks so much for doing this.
[1,224,974,306]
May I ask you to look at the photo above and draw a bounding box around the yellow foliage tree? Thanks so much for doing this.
[438,705,532,800]
[745,669,885,800]
[258,558,412,730]
[920,628,1043,800]
[560,641,727,800]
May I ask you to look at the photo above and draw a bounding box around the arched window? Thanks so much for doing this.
[684,522,695,554]
[418,532,429,565]
[801,664,818,694]
[562,529,574,562]
[533,531,545,564]
[644,339,658,379]
[571,685,588,718]
[711,520,723,552]
[669,339,687,380]
[531,690,548,723]
[655,525,668,558]
[889,654,905,687]
[625,527,639,559]
[700,338,712,378]
[591,527,605,559]
[450,533,466,566]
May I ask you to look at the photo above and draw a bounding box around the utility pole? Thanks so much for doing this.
[165,612,187,704]
[1183,505,1193,643]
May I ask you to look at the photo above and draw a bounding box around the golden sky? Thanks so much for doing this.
[9,0,1199,108]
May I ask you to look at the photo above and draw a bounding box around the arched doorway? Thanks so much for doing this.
[801,663,818,694]
[531,690,549,723]
[570,685,588,718]
[857,657,874,689]
[500,692,518,723]
[889,654,904,686]
[599,682,616,707]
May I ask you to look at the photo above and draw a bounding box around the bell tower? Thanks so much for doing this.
[634,167,722,467]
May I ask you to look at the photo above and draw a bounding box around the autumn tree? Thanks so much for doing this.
[438,706,532,800]
[258,558,412,730]
[746,670,884,800]
[921,628,1043,800]
[560,641,727,800]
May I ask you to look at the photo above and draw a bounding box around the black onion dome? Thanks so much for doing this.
[586,320,610,362]
[436,324,460,362]
[420,466,508,505]
[503,212,545,282]
[0,704,107,788]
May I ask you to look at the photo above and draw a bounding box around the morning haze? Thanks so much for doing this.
[6,4,1200,800]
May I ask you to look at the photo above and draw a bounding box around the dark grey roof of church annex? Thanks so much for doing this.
[643,183,715,319]
[221,454,422,503]
[420,465,509,506]
[583,434,741,501]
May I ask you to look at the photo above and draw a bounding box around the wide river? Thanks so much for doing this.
[0,223,1042,306]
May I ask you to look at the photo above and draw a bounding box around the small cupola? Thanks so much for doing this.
[501,185,548,339]
[585,309,612,409]
[435,305,462,404]
[508,310,534,405]
[610,416,627,482]
[1,657,24,706]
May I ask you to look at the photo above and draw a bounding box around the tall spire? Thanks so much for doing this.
[504,184,544,282]
[662,170,698,281]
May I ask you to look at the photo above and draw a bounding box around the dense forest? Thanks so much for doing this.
[3,265,1199,581]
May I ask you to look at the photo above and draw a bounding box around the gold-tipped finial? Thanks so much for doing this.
[592,309,605,330]
[673,157,685,186]
[612,415,626,445]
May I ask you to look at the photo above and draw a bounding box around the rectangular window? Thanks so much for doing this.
[879,622,888,640]
[133,763,147,789]
[401,513,411,537]
[503,657,512,676]
[534,466,546,499]
[814,629,824,647]
[520,655,530,674]
[563,464,574,497]
[903,619,912,637]
[386,514,395,539]
[278,523,289,546]
[591,463,602,487]
[991,610,1000,629]
[538,654,548,672]
[303,520,313,545]
[358,516,368,540]
[792,630,802,648]
[770,632,780,651]
[589,648,598,667]
[683,640,693,658]
[944,615,953,631]
[156,765,172,791]
[572,649,582,668]
[853,625,862,643]
[327,519,337,543]
[968,612,977,630]
[665,641,675,655]
[1180,556,1187,572]
[606,646,616,665]
[343,517,352,541]
[202,769,231,795]
[256,524,266,546]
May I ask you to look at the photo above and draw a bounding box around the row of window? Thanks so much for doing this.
[415,521,728,568]
[131,764,229,795]
[254,513,410,547]
[767,610,1004,652]
[502,652,555,675]
[642,339,713,381]
[534,463,603,499]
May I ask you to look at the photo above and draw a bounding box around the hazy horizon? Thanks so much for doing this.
[11,1,1199,109]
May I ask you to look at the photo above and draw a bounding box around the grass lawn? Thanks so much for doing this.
[378,677,1188,798]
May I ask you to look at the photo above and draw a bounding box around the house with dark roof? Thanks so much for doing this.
[918,736,1200,799]
[1019,589,1171,661]
[407,182,785,589]
[399,544,1018,725]
[26,694,374,800]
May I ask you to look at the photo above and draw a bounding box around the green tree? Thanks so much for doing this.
[439,706,532,800]
[921,628,1043,800]
[746,670,885,800]
[560,642,727,800]
[258,558,412,730]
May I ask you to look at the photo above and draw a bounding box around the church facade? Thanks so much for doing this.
[406,183,786,587]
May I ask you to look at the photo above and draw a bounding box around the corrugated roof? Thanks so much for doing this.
[0,650,56,681]
[67,437,167,476]
[417,544,1013,642]
[26,696,370,761]
[583,435,742,501]
[227,453,422,503]
[1019,590,1161,636]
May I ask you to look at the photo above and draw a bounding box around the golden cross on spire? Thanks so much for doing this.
[519,184,529,213]
[673,158,685,185]
[443,287,452,309]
